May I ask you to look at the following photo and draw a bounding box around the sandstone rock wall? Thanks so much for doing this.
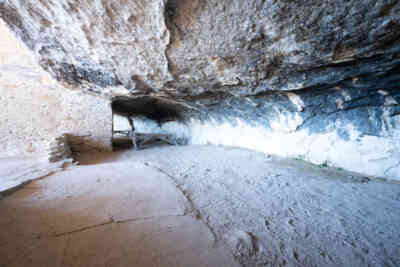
[1,0,399,95]
[165,0,400,95]
[0,0,172,90]
[1,1,399,179]
[0,21,112,157]
[47,134,72,162]
[186,78,400,180]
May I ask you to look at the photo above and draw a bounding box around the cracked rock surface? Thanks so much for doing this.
[106,145,400,267]
[2,145,400,266]
[0,159,237,267]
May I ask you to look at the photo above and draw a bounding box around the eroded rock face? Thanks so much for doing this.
[1,0,399,94]
[0,21,112,157]
[1,0,400,179]
[165,0,400,95]
[186,68,400,179]
[0,0,172,89]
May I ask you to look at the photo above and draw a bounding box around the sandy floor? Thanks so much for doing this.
[1,145,400,266]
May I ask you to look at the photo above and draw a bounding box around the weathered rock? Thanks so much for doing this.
[165,0,400,95]
[0,21,113,157]
[0,0,172,90]
[48,134,72,162]
[1,0,399,95]
[1,0,400,179]
[184,68,400,180]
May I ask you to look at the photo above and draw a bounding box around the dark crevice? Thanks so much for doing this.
[145,162,219,245]
[111,95,196,124]
[391,111,400,117]
[0,3,34,49]
[40,60,121,87]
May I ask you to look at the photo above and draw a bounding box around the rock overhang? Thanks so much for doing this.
[0,0,399,97]
[111,95,196,123]
[1,0,400,180]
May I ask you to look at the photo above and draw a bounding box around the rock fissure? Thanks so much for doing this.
[60,235,70,267]
[49,219,116,238]
[385,161,400,176]
[38,215,189,239]
[144,162,219,244]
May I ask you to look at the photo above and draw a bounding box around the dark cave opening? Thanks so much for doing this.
[111,96,190,150]
[111,95,188,123]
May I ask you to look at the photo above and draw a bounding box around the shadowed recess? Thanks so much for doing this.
[111,96,191,123]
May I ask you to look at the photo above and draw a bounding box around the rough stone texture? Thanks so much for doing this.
[114,73,400,179]
[165,0,400,95]
[185,65,400,180]
[0,0,172,90]
[2,147,400,266]
[110,70,400,180]
[0,157,67,196]
[0,159,237,267]
[1,0,399,95]
[0,1,400,178]
[47,134,72,162]
[0,21,112,157]
[113,146,400,267]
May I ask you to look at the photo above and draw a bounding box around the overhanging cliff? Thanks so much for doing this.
[1,0,399,179]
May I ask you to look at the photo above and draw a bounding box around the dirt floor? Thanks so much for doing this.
[1,145,400,267]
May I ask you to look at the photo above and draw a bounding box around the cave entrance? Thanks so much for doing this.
[111,114,135,151]
[111,96,188,151]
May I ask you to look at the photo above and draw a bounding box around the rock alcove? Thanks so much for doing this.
[0,0,399,180]
[111,96,191,149]
[1,2,400,267]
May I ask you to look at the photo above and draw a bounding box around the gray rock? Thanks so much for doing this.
[0,0,172,89]
[1,0,399,179]
[1,0,399,96]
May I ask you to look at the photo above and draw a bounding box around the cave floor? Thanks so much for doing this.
[1,145,400,267]
[0,156,65,196]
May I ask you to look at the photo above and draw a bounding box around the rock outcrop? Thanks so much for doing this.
[1,0,399,179]
[48,134,72,162]
[0,20,113,157]
[1,0,399,94]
